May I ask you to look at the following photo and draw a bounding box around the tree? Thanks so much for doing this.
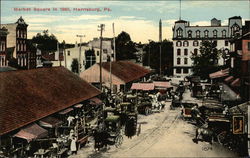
[71,59,79,73]
[191,40,222,79]
[143,39,173,75]
[115,31,137,60]
[31,30,58,54]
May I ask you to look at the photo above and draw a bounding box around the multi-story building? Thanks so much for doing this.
[1,16,29,69]
[88,37,114,62]
[64,44,100,73]
[0,27,8,67]
[172,16,242,77]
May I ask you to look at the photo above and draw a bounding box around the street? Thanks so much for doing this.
[70,91,238,158]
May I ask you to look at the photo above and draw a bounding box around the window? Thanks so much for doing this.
[231,24,240,37]
[183,68,189,74]
[177,58,181,65]
[188,30,192,38]
[97,51,100,56]
[17,30,19,38]
[222,30,226,38]
[193,40,199,47]
[184,49,188,55]
[67,51,70,56]
[213,30,217,38]
[0,42,5,51]
[225,41,229,46]
[213,40,217,46]
[176,68,181,74]
[177,49,181,56]
[196,30,200,38]
[248,42,250,51]
[176,41,182,47]
[176,28,183,38]
[103,49,108,54]
[204,30,209,38]
[184,58,188,64]
[194,48,198,55]
[183,41,189,47]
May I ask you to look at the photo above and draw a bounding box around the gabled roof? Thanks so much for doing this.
[0,67,101,135]
[100,61,151,83]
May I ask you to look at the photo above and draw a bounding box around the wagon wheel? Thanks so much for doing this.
[217,131,228,145]
[115,134,123,148]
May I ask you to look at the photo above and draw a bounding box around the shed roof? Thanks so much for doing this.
[0,67,101,135]
[100,61,151,83]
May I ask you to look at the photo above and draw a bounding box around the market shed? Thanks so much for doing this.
[80,61,151,92]
[0,67,101,136]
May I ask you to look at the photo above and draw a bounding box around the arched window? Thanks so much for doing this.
[222,30,226,38]
[177,49,181,56]
[193,40,199,47]
[196,30,200,38]
[213,30,217,38]
[194,48,198,55]
[176,41,182,47]
[184,58,188,64]
[188,30,192,38]
[184,49,188,55]
[204,30,209,38]
[176,27,183,38]
[231,24,240,37]
[183,41,189,47]
[177,58,181,65]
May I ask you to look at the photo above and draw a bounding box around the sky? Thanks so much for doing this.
[1,0,249,44]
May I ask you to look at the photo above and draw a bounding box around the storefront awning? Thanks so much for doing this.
[14,123,48,142]
[39,116,63,128]
[58,108,74,115]
[74,104,83,108]
[209,68,229,79]
[224,76,234,83]
[131,83,155,91]
[89,97,102,105]
[230,78,240,87]
[153,81,173,89]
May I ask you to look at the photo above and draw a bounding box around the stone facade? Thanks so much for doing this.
[0,27,8,67]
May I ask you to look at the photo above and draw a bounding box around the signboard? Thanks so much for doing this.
[233,116,244,134]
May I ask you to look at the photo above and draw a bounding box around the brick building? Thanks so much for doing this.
[0,16,29,69]
[0,27,8,67]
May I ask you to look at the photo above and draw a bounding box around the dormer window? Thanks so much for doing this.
[188,30,192,38]
[204,30,209,38]
[222,30,226,38]
[196,30,200,38]
[176,28,183,38]
[213,30,217,38]
[231,24,240,37]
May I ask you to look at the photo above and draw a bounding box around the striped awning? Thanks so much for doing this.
[58,108,74,115]
[14,123,48,142]
[131,83,155,91]
[209,68,229,79]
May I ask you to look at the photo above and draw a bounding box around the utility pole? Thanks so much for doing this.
[113,23,116,61]
[76,35,85,75]
[159,19,162,76]
[98,24,105,91]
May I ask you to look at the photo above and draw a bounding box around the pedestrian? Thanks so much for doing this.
[70,135,77,155]
[67,115,75,127]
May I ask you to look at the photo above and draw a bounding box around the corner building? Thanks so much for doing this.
[172,16,242,77]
